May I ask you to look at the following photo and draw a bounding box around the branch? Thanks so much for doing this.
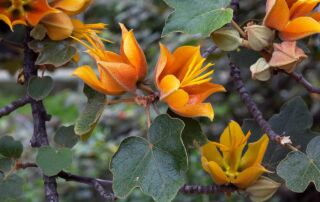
[179,184,236,195]
[23,28,59,202]
[0,96,31,118]
[229,62,298,150]
[281,70,320,94]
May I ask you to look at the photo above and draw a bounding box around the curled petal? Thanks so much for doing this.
[201,142,224,167]
[26,0,59,26]
[280,16,320,40]
[119,23,147,80]
[204,160,229,185]
[0,14,13,30]
[240,134,269,169]
[232,165,268,189]
[164,89,189,108]
[219,121,249,149]
[155,43,174,87]
[159,74,181,99]
[171,102,214,121]
[289,0,320,19]
[264,0,290,31]
[41,12,74,40]
[184,82,226,104]
[53,0,92,16]
[98,61,138,92]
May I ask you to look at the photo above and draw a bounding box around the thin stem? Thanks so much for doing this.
[179,184,236,194]
[0,96,31,118]
[138,83,154,94]
[106,98,136,105]
[231,20,246,38]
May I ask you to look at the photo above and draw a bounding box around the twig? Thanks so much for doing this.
[0,96,31,118]
[202,45,218,58]
[229,62,298,151]
[179,184,236,195]
[280,70,320,94]
[106,98,136,105]
[23,27,59,202]
[231,20,246,38]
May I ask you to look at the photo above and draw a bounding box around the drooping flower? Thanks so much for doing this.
[201,121,269,189]
[0,0,58,30]
[154,44,225,121]
[73,23,147,95]
[264,0,320,41]
[40,0,94,40]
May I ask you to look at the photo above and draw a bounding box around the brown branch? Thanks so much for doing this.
[179,184,236,195]
[229,62,298,151]
[280,70,320,94]
[23,27,59,202]
[0,96,31,118]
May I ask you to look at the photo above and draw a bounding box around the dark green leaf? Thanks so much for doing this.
[28,39,77,67]
[27,76,54,101]
[0,174,24,202]
[111,114,187,202]
[75,85,106,141]
[0,136,23,159]
[168,111,207,149]
[36,146,73,176]
[277,136,320,192]
[162,0,233,37]
[54,125,79,148]
[242,97,319,169]
[0,155,13,173]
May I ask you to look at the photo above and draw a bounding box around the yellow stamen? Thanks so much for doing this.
[180,61,214,87]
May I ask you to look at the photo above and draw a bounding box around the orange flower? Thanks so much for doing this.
[40,0,93,40]
[154,44,225,121]
[0,0,58,30]
[264,0,320,40]
[73,24,147,95]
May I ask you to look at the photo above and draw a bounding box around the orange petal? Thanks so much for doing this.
[53,0,92,16]
[98,61,138,92]
[159,74,181,99]
[201,141,224,167]
[280,16,320,40]
[103,51,125,63]
[41,12,74,40]
[286,0,298,7]
[310,12,320,21]
[183,82,226,104]
[164,89,189,108]
[26,0,59,26]
[72,65,115,95]
[119,23,147,81]
[171,102,214,121]
[232,165,268,189]
[220,121,247,149]
[240,134,269,169]
[0,14,13,30]
[264,0,290,31]
[205,160,229,185]
[154,43,174,87]
[289,0,320,19]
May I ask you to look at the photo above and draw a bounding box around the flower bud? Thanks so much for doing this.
[250,58,271,81]
[245,25,274,51]
[211,28,243,51]
[269,41,307,73]
[246,176,281,202]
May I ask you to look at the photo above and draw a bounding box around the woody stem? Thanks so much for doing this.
[231,20,246,38]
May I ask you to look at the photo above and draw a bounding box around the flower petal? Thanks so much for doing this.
[264,0,290,31]
[154,43,174,87]
[183,82,226,104]
[280,16,320,40]
[41,12,74,40]
[98,61,138,92]
[232,165,268,189]
[201,141,224,167]
[53,0,92,16]
[240,134,269,169]
[0,14,13,30]
[26,0,59,26]
[289,0,320,19]
[171,102,214,121]
[204,159,229,185]
[73,65,121,95]
[219,121,247,149]
[164,89,189,108]
[119,23,147,81]
[159,74,181,98]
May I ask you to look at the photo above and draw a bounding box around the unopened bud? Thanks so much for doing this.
[211,28,243,51]
[246,176,281,202]
[245,25,274,51]
[250,58,271,81]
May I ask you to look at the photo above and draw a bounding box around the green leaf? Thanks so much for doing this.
[110,114,187,202]
[242,97,319,169]
[168,111,207,149]
[54,125,79,148]
[0,174,24,202]
[0,136,23,159]
[0,155,13,173]
[74,85,106,141]
[36,146,72,176]
[162,0,233,37]
[28,39,77,67]
[277,136,320,192]
[27,76,54,101]
[30,24,47,40]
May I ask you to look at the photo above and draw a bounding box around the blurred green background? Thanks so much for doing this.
[0,0,320,201]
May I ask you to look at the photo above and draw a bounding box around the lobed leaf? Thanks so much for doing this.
[54,125,79,148]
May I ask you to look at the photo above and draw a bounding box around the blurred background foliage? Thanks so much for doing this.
[0,0,320,201]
